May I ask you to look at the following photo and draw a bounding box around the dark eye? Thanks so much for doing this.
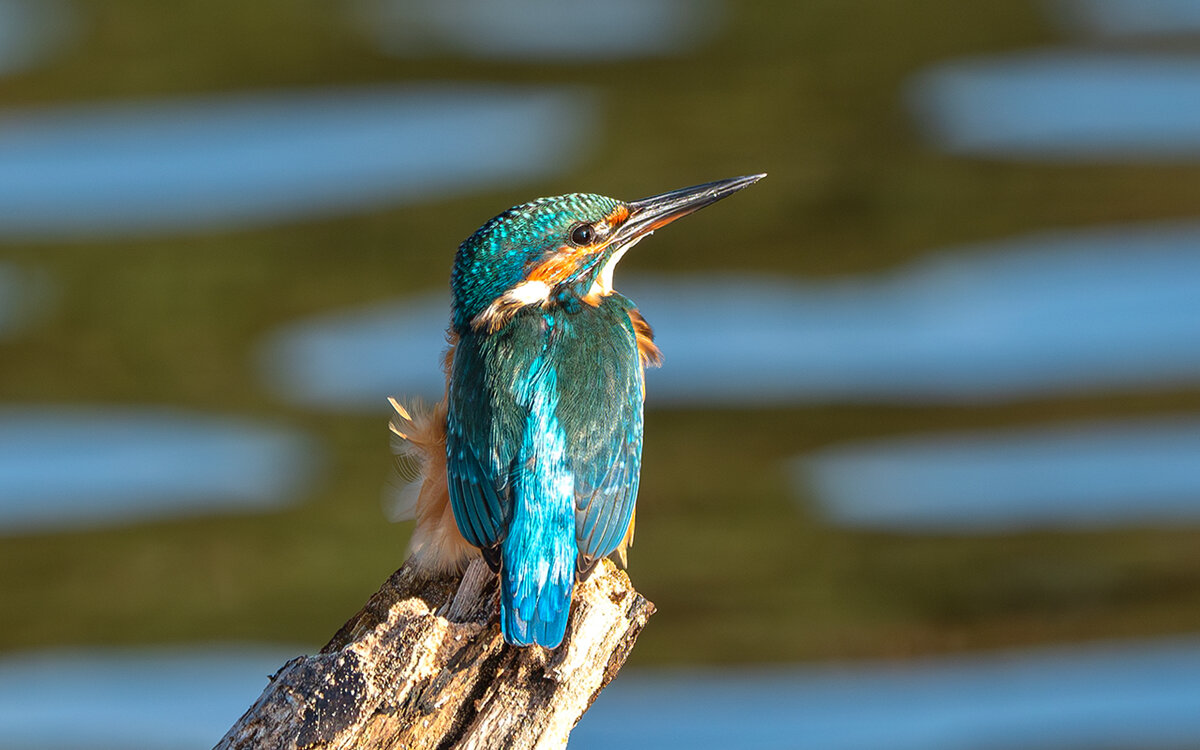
[569,223,594,246]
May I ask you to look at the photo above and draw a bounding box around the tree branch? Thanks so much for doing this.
[215,557,655,749]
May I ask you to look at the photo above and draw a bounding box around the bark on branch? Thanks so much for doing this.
[215,557,655,749]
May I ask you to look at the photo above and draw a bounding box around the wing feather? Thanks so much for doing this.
[567,300,646,569]
[446,419,509,548]
[446,298,651,574]
[445,326,530,550]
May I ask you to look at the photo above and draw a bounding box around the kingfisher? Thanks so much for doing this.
[388,174,764,648]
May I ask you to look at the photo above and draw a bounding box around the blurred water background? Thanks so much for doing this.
[2,0,1200,747]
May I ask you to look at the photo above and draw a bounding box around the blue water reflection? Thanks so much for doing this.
[0,645,299,750]
[1051,0,1200,37]
[9,639,1197,750]
[575,639,1200,750]
[0,0,76,77]
[353,0,721,61]
[261,222,1200,409]
[0,408,318,535]
[797,418,1200,532]
[908,52,1200,160]
[261,294,449,410]
[0,86,590,239]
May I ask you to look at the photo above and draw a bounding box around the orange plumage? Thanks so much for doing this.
[387,395,477,574]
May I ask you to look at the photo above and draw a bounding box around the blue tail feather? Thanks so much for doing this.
[499,365,576,648]
[500,546,574,647]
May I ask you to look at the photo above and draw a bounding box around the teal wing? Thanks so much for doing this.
[560,300,646,572]
[571,392,643,573]
[445,330,523,556]
[446,301,647,576]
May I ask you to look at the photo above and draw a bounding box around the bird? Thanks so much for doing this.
[388,174,765,648]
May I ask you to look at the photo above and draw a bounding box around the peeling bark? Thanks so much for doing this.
[216,557,655,749]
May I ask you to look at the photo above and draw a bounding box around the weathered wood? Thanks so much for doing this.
[215,557,655,749]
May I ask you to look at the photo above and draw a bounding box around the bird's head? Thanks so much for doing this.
[451,174,764,333]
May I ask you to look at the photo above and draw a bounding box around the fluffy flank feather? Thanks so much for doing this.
[386,396,477,574]
[628,308,662,368]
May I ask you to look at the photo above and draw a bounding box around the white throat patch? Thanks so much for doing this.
[588,233,648,298]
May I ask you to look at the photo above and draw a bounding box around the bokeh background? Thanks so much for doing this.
[3,1,1200,747]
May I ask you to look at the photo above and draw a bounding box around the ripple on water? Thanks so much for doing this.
[0,645,300,750]
[574,639,1200,750]
[261,294,450,412]
[0,86,591,239]
[352,0,722,61]
[6,638,1200,749]
[908,52,1200,160]
[0,407,319,535]
[796,417,1200,532]
[1049,0,1200,38]
[260,221,1200,409]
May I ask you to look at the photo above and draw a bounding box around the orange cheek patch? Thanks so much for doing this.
[527,207,630,286]
[528,245,590,285]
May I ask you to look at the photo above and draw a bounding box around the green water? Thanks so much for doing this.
[3,0,1200,667]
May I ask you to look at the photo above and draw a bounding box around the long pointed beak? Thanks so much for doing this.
[612,173,766,248]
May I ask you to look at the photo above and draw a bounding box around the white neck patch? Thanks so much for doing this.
[506,279,552,305]
[588,233,648,297]
[471,279,552,332]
